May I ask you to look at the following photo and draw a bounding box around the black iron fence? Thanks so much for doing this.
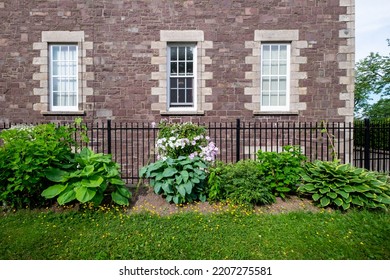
[1,119,389,184]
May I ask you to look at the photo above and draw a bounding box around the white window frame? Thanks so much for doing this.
[260,43,291,112]
[167,43,197,111]
[49,44,79,112]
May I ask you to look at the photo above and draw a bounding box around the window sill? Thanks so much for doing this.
[253,111,299,116]
[160,111,205,116]
[42,111,86,116]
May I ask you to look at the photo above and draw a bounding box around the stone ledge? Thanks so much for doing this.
[253,111,299,116]
[42,111,86,116]
[160,111,205,116]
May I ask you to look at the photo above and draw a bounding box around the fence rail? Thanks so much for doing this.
[1,119,389,184]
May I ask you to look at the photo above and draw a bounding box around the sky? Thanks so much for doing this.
[355,0,390,62]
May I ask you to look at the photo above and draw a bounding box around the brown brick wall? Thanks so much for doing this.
[0,0,354,124]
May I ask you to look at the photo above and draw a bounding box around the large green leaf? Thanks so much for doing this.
[177,185,186,197]
[162,167,178,178]
[111,191,129,206]
[336,190,349,199]
[334,197,343,207]
[45,168,68,183]
[320,196,330,207]
[327,192,337,199]
[41,184,67,199]
[117,187,131,199]
[183,181,193,194]
[57,190,76,205]
[312,193,321,201]
[108,177,125,186]
[81,165,94,177]
[181,170,189,183]
[75,187,96,203]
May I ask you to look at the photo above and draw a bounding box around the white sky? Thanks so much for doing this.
[355,0,390,62]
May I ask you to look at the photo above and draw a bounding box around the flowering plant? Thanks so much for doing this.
[155,120,218,162]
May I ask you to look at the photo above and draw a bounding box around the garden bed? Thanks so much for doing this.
[129,186,322,216]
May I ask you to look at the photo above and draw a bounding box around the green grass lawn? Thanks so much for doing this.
[0,207,389,260]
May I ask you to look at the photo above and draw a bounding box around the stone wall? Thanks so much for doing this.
[0,0,354,124]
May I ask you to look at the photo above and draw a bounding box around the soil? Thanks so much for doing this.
[128,186,322,216]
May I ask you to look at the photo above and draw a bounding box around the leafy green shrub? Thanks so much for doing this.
[256,145,307,198]
[0,123,80,209]
[298,160,390,210]
[42,147,131,206]
[207,160,275,206]
[140,156,208,204]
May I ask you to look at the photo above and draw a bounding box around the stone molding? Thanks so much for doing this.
[245,29,308,114]
[32,31,94,114]
[151,30,213,114]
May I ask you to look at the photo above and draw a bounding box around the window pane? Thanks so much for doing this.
[178,89,186,103]
[69,46,77,60]
[279,78,286,90]
[271,45,279,59]
[187,47,193,60]
[271,62,278,75]
[270,94,278,106]
[178,62,186,74]
[186,77,193,89]
[186,88,193,103]
[178,47,186,60]
[171,47,177,60]
[178,78,186,88]
[279,94,286,106]
[262,61,270,75]
[171,62,177,74]
[170,78,177,88]
[271,78,278,91]
[170,89,178,103]
[262,45,270,60]
[280,45,287,59]
[262,94,269,106]
[262,78,269,90]
[280,62,287,75]
[53,92,59,106]
[52,46,60,60]
[187,62,193,74]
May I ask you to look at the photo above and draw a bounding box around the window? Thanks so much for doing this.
[33,31,93,115]
[260,43,290,111]
[168,44,196,109]
[49,44,78,111]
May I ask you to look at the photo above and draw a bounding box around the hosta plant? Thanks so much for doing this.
[42,147,131,206]
[298,160,390,210]
[139,156,208,204]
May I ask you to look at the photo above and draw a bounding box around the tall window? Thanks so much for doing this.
[168,44,196,109]
[261,43,290,111]
[49,44,78,111]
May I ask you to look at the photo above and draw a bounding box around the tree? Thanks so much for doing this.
[354,39,390,118]
[365,98,390,120]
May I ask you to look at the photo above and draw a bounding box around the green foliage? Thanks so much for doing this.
[256,146,307,198]
[298,160,390,210]
[354,42,390,117]
[139,156,208,204]
[0,123,81,209]
[42,147,131,206]
[354,119,390,151]
[207,160,275,206]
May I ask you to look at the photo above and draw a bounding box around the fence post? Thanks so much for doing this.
[236,118,241,162]
[107,119,112,155]
[364,118,370,170]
